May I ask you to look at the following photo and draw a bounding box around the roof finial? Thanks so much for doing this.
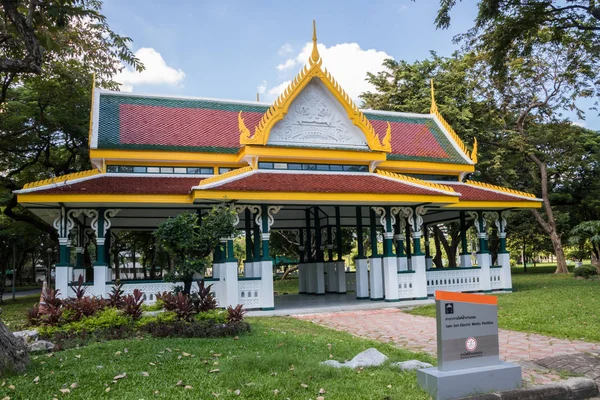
[430,78,437,114]
[309,20,321,65]
[471,137,478,163]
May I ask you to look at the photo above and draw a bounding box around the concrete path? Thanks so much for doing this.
[294,308,600,386]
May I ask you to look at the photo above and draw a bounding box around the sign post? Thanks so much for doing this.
[417,291,521,400]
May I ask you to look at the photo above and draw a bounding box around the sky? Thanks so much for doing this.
[102,0,599,130]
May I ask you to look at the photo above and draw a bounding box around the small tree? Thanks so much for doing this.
[569,221,600,273]
[154,204,237,294]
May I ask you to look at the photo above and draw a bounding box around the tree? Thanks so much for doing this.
[569,221,600,272]
[154,205,237,294]
[434,0,600,80]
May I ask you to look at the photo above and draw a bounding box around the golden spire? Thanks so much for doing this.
[471,137,478,163]
[430,78,437,114]
[309,20,321,66]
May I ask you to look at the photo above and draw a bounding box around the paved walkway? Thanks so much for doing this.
[294,308,600,386]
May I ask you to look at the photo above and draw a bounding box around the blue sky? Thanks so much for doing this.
[102,0,598,130]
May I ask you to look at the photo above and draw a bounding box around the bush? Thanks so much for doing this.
[573,264,598,279]
[172,292,194,321]
[141,300,163,312]
[226,304,247,324]
[136,311,178,329]
[192,280,217,312]
[39,308,132,336]
[156,291,177,311]
[108,284,125,308]
[195,309,227,324]
[122,289,144,320]
[140,319,250,339]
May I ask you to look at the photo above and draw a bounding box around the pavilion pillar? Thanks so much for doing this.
[495,211,512,291]
[314,207,325,295]
[406,207,428,299]
[373,207,399,302]
[52,207,74,298]
[298,228,307,294]
[369,208,384,301]
[355,206,369,299]
[459,211,472,268]
[471,212,492,293]
[73,224,86,282]
[424,226,434,270]
[396,216,408,272]
[220,234,239,308]
[253,209,262,277]
[326,224,337,293]
[334,206,346,294]
[90,209,120,298]
[305,208,316,294]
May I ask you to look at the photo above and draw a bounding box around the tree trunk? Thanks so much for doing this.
[0,317,30,375]
[432,230,443,268]
[281,265,298,280]
[183,279,192,295]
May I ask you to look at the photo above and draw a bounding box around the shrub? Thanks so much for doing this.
[192,280,217,312]
[574,264,598,279]
[140,319,250,339]
[226,304,247,324]
[39,307,132,336]
[141,300,163,312]
[42,287,62,308]
[108,284,125,308]
[195,309,227,324]
[26,305,40,326]
[122,289,144,320]
[156,291,177,311]
[172,292,195,321]
[136,311,178,329]
[72,275,87,299]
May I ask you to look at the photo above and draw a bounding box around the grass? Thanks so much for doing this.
[408,266,600,342]
[0,294,39,331]
[0,317,432,399]
[273,277,299,295]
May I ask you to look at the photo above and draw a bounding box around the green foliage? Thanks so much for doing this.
[154,205,237,290]
[39,307,131,336]
[573,265,599,279]
[141,300,164,312]
[570,221,600,261]
[135,311,178,329]
[194,309,227,324]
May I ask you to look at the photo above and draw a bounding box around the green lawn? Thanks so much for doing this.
[0,294,39,331]
[408,267,600,342]
[0,317,432,399]
[273,277,299,295]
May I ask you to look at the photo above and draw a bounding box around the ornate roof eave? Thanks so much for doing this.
[464,180,540,200]
[239,21,391,153]
[376,169,458,196]
[19,169,102,191]
[429,79,477,164]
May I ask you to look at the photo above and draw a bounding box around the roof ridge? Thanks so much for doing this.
[376,170,456,194]
[464,180,537,199]
[196,166,254,187]
[22,169,101,190]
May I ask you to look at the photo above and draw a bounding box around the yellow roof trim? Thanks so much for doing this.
[376,169,456,194]
[22,169,101,190]
[444,200,542,209]
[196,165,254,187]
[239,21,390,152]
[464,180,538,199]
[430,79,476,163]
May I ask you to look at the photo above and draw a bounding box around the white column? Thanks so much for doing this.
[383,257,399,301]
[407,258,413,270]
[498,250,512,291]
[243,261,253,278]
[298,263,307,294]
[260,260,274,309]
[397,257,408,271]
[335,260,346,293]
[412,255,428,299]
[306,263,316,294]
[369,257,384,300]
[213,263,221,279]
[221,261,239,308]
[460,254,472,268]
[477,249,492,293]
[316,262,325,294]
[326,261,337,293]
[93,267,108,297]
[355,258,369,299]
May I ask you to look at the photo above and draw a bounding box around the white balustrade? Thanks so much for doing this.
[397,272,416,299]
[426,268,482,295]
[238,279,262,309]
[490,267,502,290]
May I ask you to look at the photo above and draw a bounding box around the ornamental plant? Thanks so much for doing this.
[154,204,237,294]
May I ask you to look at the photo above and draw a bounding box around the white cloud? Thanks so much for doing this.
[116,47,185,92]
[257,80,267,94]
[278,43,293,56]
[267,42,391,100]
[572,121,585,127]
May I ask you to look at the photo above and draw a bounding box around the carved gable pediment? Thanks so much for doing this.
[267,79,369,150]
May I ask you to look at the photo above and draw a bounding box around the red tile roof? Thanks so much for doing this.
[445,183,536,201]
[202,172,447,196]
[370,120,449,159]
[39,176,202,195]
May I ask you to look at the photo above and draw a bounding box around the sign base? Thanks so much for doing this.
[417,362,522,400]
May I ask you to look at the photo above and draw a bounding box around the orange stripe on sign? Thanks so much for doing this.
[435,290,497,305]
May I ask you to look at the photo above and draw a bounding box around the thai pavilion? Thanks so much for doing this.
[15,24,541,310]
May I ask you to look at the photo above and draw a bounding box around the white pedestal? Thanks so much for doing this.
[260,260,274,309]
[397,256,408,272]
[316,262,325,294]
[306,263,316,294]
[460,254,472,268]
[244,262,254,278]
[498,253,512,291]
[369,257,384,300]
[220,261,239,308]
[355,258,369,299]
[298,263,307,294]
[213,263,221,279]
[326,262,337,293]
[407,257,413,271]
[477,252,492,292]
[93,265,108,298]
[55,267,72,299]
[412,255,428,299]
[383,256,399,301]
[336,261,347,293]
[426,257,433,270]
